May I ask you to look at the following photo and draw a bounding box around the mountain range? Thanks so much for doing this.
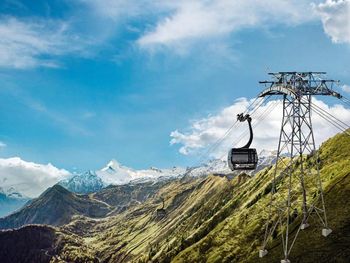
[0,150,277,218]
[58,149,276,195]
[0,131,349,262]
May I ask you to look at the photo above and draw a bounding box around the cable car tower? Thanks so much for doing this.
[258,72,342,263]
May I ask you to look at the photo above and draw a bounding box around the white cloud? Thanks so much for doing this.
[0,16,91,69]
[75,0,350,54]
[314,0,350,44]
[170,97,350,160]
[138,0,315,49]
[0,157,70,198]
[341,84,350,93]
[1,0,348,67]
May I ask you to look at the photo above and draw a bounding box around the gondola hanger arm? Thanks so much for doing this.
[237,113,253,149]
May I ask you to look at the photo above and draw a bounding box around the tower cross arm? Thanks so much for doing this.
[258,82,343,99]
[258,85,297,98]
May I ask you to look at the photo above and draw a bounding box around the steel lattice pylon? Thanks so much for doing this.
[257,72,342,263]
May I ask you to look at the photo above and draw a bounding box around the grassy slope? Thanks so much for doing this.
[0,185,113,229]
[2,131,348,263]
[173,131,350,263]
[80,176,233,262]
[66,130,349,263]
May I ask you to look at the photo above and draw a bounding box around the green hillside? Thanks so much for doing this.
[0,185,113,229]
[0,130,349,263]
[173,130,350,263]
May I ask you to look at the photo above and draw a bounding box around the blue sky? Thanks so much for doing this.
[0,0,349,171]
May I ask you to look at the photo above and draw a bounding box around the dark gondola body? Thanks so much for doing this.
[228,113,258,171]
[228,148,258,170]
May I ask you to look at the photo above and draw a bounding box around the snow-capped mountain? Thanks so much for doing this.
[256,149,277,171]
[185,159,231,177]
[95,160,134,185]
[58,170,104,194]
[184,149,277,178]
[59,150,278,194]
[95,159,186,185]
[57,160,187,194]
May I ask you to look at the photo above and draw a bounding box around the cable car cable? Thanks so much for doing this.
[311,106,346,131]
[305,98,350,130]
[340,97,350,108]
[211,99,274,158]
[309,103,348,131]
[194,96,271,175]
[228,99,280,171]
[313,104,349,130]
[302,98,350,131]
[230,99,278,148]
[309,103,350,136]
[195,96,269,166]
[312,108,350,136]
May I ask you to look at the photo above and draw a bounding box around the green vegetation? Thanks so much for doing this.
[0,131,349,263]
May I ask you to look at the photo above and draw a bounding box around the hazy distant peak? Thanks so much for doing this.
[258,149,277,158]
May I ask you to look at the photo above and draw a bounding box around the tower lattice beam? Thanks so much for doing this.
[258,72,336,263]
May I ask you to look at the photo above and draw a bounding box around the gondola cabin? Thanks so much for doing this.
[228,113,258,171]
[228,148,258,170]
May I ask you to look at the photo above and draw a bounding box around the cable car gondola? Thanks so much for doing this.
[228,113,258,171]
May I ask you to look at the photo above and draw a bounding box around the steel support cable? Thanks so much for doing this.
[298,96,349,130]
[200,96,274,173]
[304,98,350,130]
[202,101,279,178]
[310,104,350,136]
[340,97,350,108]
[195,95,268,165]
[252,99,281,129]
[341,96,350,103]
[339,94,350,103]
[226,97,274,149]
[333,87,350,107]
[312,108,349,135]
[304,99,350,131]
[312,108,350,136]
[309,104,346,131]
[229,99,280,151]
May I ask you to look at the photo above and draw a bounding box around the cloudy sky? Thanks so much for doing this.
[0,0,350,174]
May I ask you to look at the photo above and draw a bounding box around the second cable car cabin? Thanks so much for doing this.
[228,113,258,171]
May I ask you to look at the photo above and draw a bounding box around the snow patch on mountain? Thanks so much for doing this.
[256,149,277,171]
[72,149,276,190]
[96,160,133,185]
[95,159,186,185]
[185,159,231,177]
[58,170,104,194]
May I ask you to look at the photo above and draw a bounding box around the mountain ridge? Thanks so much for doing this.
[1,132,347,263]
[0,184,113,229]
